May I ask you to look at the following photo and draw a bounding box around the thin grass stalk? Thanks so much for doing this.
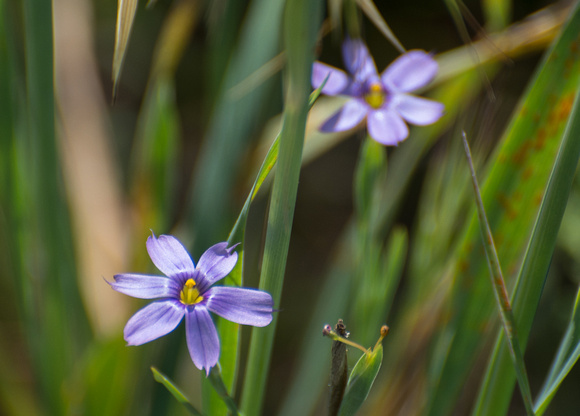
[22,0,91,413]
[473,72,580,416]
[239,0,322,414]
[463,135,534,415]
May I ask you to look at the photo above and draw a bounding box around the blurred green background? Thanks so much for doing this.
[2,0,580,414]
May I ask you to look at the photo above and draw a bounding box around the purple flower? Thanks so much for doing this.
[312,38,444,146]
[109,233,273,375]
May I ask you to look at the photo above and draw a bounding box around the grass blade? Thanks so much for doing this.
[534,287,580,414]
[463,135,534,415]
[338,337,385,416]
[112,0,139,97]
[355,0,405,53]
[151,367,203,416]
[207,367,239,416]
[426,3,580,413]
[474,75,580,416]
[239,1,322,414]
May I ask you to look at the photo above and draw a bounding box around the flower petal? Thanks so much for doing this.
[312,62,352,96]
[185,306,219,375]
[110,273,181,299]
[195,242,239,292]
[206,286,273,327]
[395,94,444,125]
[381,50,438,93]
[367,109,409,146]
[147,233,195,280]
[124,300,185,345]
[320,99,368,133]
[342,38,379,84]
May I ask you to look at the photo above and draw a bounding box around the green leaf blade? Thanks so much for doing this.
[427,3,580,415]
[338,345,383,416]
[151,367,203,416]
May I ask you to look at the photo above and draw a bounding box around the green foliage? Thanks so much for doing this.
[338,346,383,416]
[5,0,580,415]
[152,367,202,416]
[535,288,580,415]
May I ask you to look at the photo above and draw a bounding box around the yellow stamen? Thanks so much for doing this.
[364,83,385,109]
[180,278,203,305]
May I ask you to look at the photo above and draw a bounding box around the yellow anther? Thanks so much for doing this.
[364,83,385,109]
[180,278,203,305]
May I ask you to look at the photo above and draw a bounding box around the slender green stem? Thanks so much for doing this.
[151,367,204,416]
[239,1,321,414]
[227,84,327,246]
[463,134,535,415]
[323,326,370,355]
[207,367,239,416]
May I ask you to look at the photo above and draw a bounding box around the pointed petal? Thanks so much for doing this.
[367,109,409,146]
[342,38,379,83]
[195,242,238,291]
[185,306,220,375]
[395,94,444,125]
[320,99,368,133]
[110,273,181,299]
[312,62,352,96]
[147,233,195,279]
[206,286,273,327]
[381,50,438,92]
[124,300,185,345]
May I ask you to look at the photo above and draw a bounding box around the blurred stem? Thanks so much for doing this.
[239,0,322,414]
[22,0,89,413]
[463,136,534,415]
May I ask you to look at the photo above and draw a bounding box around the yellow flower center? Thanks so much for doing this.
[364,83,385,109]
[180,278,203,305]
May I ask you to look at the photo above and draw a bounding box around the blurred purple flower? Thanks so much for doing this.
[312,38,444,145]
[110,233,273,375]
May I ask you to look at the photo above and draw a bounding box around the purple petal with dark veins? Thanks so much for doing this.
[312,62,352,96]
[124,300,185,345]
[342,38,379,84]
[320,99,368,133]
[395,94,445,125]
[185,306,219,375]
[367,109,409,146]
[111,273,181,299]
[206,286,273,327]
[381,50,438,93]
[147,233,195,280]
[195,242,238,292]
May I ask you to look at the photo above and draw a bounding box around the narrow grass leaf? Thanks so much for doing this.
[426,4,580,413]
[202,79,329,416]
[239,1,322,414]
[151,367,203,416]
[355,0,405,53]
[534,287,580,414]
[463,135,534,415]
[474,83,580,416]
[22,0,90,413]
[228,82,328,247]
[207,367,239,416]
[112,0,139,97]
[338,345,383,416]
[188,0,286,254]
